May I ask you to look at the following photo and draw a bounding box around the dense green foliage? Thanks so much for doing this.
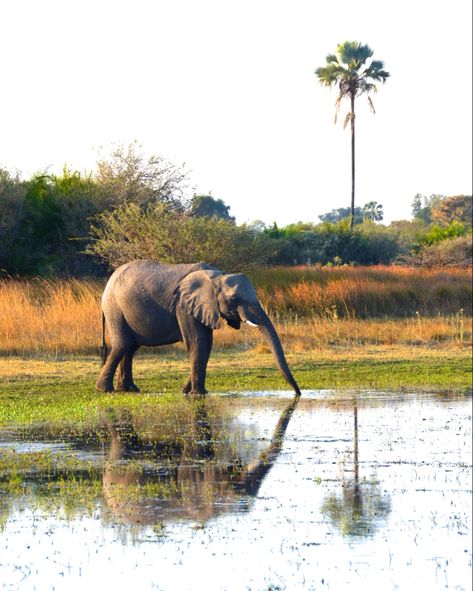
[264,220,400,266]
[87,202,274,272]
[0,168,102,276]
[318,201,383,225]
[319,206,365,224]
[0,143,188,277]
[190,194,235,222]
[412,194,472,226]
[0,143,471,277]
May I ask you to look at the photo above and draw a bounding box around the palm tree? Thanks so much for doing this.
[315,42,389,230]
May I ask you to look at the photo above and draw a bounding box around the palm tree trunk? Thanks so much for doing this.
[350,93,356,231]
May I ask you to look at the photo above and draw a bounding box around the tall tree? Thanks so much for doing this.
[319,206,363,224]
[411,193,444,224]
[430,195,472,228]
[362,200,384,222]
[190,195,235,222]
[316,42,389,229]
[95,141,188,209]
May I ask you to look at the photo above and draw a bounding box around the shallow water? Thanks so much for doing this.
[0,390,471,590]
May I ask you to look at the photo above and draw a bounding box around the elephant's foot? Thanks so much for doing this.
[188,392,207,400]
[182,381,192,394]
[115,382,141,393]
[185,388,208,399]
[96,380,115,393]
[182,376,207,397]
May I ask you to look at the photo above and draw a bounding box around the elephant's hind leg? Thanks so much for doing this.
[182,378,192,395]
[96,346,127,393]
[116,346,140,392]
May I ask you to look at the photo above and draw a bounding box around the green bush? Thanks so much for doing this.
[266,221,400,266]
[400,235,472,268]
[0,169,26,276]
[416,221,468,247]
[87,202,275,272]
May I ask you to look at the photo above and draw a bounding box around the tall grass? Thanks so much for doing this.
[0,279,103,356]
[0,266,470,357]
[251,265,472,318]
[216,311,471,352]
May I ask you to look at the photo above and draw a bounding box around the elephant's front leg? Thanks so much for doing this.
[177,310,213,396]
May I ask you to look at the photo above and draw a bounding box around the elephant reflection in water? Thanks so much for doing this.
[102,396,299,525]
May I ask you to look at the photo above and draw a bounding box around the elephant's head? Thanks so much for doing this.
[176,270,301,396]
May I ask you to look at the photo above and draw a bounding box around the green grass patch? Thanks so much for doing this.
[0,347,470,426]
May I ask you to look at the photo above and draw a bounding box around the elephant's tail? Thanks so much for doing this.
[100,311,108,366]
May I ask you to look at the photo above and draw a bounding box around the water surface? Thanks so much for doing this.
[0,390,471,590]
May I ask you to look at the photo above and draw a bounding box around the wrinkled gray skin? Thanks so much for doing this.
[96,260,301,397]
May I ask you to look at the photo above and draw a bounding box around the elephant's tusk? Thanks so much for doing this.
[245,320,259,327]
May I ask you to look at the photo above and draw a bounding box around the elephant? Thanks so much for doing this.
[95,260,301,396]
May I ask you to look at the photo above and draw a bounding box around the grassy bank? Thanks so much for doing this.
[0,268,470,425]
[0,345,471,425]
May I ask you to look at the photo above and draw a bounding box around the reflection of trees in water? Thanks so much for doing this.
[321,400,391,538]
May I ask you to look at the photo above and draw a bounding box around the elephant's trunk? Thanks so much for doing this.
[240,303,301,396]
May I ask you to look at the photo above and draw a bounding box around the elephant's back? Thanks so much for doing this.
[105,259,214,299]
[101,260,215,345]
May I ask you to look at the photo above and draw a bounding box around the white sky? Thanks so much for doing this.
[1,0,471,225]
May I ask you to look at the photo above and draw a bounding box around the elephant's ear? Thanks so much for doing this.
[176,270,222,329]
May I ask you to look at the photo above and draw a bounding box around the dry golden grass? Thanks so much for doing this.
[0,278,103,356]
[252,264,471,286]
[254,265,472,318]
[0,274,470,359]
[215,314,471,352]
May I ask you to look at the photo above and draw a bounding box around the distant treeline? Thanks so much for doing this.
[0,143,471,277]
